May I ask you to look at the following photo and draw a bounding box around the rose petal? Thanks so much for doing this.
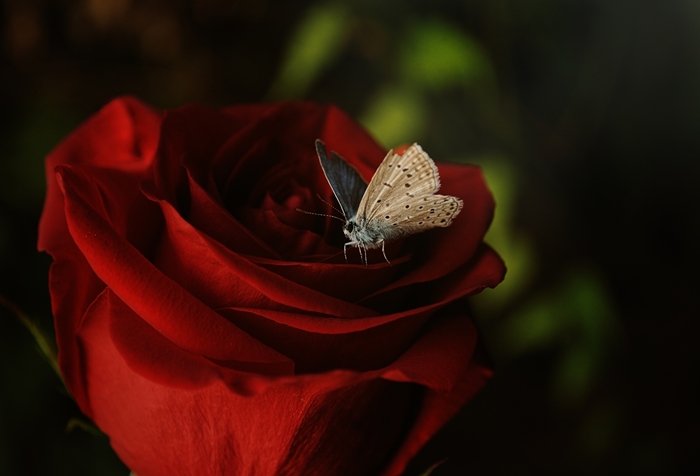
[39,96,160,252]
[46,252,104,417]
[235,208,338,260]
[57,165,292,372]
[187,171,280,258]
[380,357,492,476]
[144,103,262,205]
[38,96,162,416]
[222,245,504,335]
[99,284,486,475]
[152,197,379,318]
[217,306,429,373]
[81,293,420,476]
[361,243,506,311]
[249,253,409,303]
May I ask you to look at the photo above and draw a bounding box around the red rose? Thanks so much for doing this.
[38,97,504,476]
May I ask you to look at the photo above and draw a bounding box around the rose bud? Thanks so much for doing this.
[38,97,505,476]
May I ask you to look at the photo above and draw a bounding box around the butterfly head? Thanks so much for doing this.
[343,216,386,249]
[343,217,362,245]
[343,220,355,237]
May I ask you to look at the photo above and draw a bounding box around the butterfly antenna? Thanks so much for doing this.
[315,193,344,217]
[295,208,346,223]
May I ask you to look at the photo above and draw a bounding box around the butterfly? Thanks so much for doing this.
[315,139,463,263]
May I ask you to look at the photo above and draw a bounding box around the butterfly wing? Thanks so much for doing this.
[357,143,441,221]
[371,194,464,241]
[315,139,368,219]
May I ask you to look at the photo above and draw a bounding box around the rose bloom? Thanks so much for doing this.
[38,97,505,476]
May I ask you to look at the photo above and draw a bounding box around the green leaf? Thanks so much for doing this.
[419,458,447,476]
[66,417,106,438]
[1,295,65,388]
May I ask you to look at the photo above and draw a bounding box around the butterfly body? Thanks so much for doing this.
[315,140,463,262]
[343,214,400,250]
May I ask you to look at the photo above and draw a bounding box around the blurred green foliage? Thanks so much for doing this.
[1,0,699,475]
[470,155,536,306]
[497,269,620,405]
[267,3,351,100]
[399,19,493,91]
[360,86,427,148]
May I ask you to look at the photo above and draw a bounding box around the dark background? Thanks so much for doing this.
[1,0,699,474]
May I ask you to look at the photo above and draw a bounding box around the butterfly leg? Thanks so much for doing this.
[343,242,349,263]
[380,240,392,265]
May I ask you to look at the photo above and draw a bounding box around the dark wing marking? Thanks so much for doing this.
[315,139,368,219]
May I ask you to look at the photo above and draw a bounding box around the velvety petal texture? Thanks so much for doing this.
[39,97,505,476]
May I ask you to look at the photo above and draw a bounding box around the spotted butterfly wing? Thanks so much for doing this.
[357,143,463,238]
[359,144,440,212]
[315,139,367,220]
[373,194,463,240]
